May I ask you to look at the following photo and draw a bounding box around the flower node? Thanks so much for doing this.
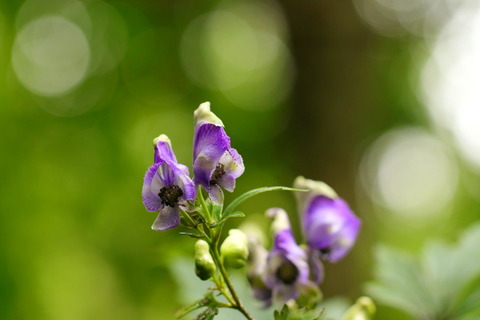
[209,163,225,185]
[158,185,184,207]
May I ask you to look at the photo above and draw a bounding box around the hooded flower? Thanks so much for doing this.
[142,135,196,231]
[193,102,244,205]
[246,232,272,307]
[263,208,317,304]
[294,176,361,263]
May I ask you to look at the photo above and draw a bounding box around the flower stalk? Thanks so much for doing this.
[141,102,370,320]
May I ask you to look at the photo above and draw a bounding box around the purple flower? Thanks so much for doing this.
[263,208,317,304]
[142,135,196,231]
[246,235,272,307]
[193,102,244,205]
[294,176,361,263]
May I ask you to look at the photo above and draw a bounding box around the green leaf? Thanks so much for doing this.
[223,186,307,218]
[219,211,245,223]
[273,304,326,320]
[211,203,223,221]
[274,304,290,320]
[195,307,218,320]
[366,223,480,320]
[175,292,214,318]
[179,232,205,239]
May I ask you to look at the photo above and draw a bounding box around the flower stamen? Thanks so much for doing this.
[210,163,225,185]
[158,185,184,207]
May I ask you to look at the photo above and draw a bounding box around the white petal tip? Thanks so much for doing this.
[153,134,171,146]
[194,102,224,126]
[293,176,338,198]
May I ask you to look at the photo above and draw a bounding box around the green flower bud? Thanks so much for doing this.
[266,208,291,236]
[220,229,249,269]
[341,296,376,320]
[296,281,323,309]
[194,240,216,281]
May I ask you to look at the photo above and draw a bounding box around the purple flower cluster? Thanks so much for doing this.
[142,102,244,231]
[248,178,361,306]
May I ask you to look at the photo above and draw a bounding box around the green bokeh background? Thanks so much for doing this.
[1,0,479,319]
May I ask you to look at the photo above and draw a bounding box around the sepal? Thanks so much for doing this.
[220,229,249,269]
[194,240,216,281]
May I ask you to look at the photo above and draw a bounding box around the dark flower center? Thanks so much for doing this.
[276,260,299,285]
[209,163,225,185]
[319,247,331,255]
[158,185,183,207]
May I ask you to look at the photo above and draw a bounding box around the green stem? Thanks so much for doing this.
[179,209,197,227]
[210,247,255,320]
[197,187,213,223]
[211,271,235,305]
[195,188,254,319]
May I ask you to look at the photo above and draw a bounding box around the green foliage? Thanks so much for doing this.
[274,304,326,320]
[366,224,480,320]
[214,211,246,227]
[223,187,307,218]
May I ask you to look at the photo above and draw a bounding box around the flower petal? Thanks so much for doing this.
[272,284,298,303]
[142,163,164,212]
[217,173,235,192]
[293,176,338,223]
[153,135,178,164]
[307,248,324,284]
[304,195,361,262]
[322,217,361,262]
[263,227,311,304]
[151,205,180,231]
[176,173,196,202]
[193,124,230,185]
[221,148,245,179]
[207,184,224,205]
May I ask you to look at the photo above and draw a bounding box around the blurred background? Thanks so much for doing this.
[1,0,479,319]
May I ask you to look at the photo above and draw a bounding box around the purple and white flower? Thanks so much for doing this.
[263,208,318,304]
[193,102,244,205]
[294,176,361,263]
[142,135,196,231]
[246,234,272,307]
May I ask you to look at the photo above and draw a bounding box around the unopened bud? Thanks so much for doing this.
[341,296,376,320]
[266,208,291,236]
[194,240,215,280]
[220,229,249,269]
[296,281,323,308]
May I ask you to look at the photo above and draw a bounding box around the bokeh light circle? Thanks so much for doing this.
[420,2,480,171]
[12,16,90,97]
[180,0,293,111]
[360,127,458,219]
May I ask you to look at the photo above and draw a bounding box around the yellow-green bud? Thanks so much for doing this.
[341,296,376,320]
[220,229,249,269]
[266,208,291,236]
[296,281,323,309]
[194,240,216,281]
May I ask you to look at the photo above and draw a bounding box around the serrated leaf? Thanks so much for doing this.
[366,224,480,320]
[274,304,290,320]
[273,304,326,320]
[286,308,324,320]
[223,186,307,218]
[195,307,218,320]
